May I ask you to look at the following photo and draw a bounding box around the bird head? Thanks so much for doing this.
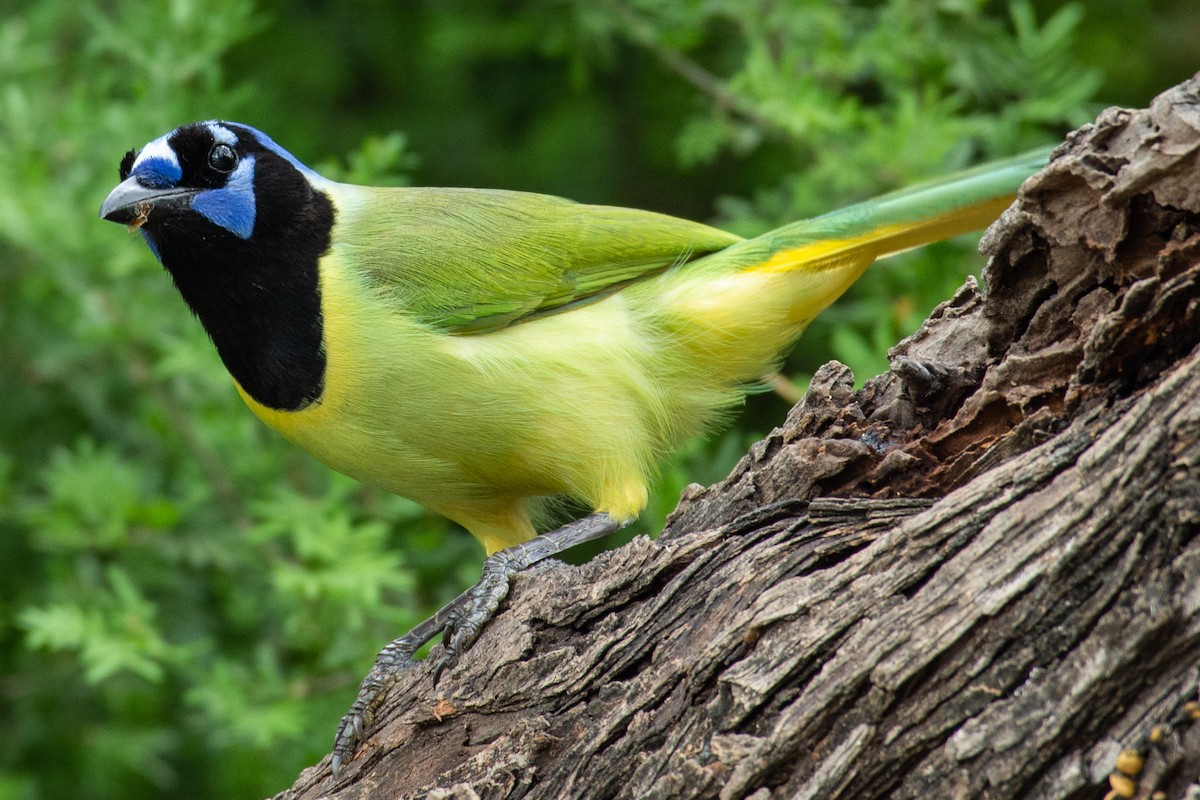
[100,120,326,250]
[100,122,334,411]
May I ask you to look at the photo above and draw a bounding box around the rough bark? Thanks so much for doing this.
[279,75,1200,800]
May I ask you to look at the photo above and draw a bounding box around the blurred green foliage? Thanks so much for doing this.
[0,0,1195,796]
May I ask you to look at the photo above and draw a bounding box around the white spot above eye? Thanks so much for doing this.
[206,122,238,145]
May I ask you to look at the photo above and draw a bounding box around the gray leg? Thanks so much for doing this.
[330,512,624,777]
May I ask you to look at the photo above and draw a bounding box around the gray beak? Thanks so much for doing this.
[99,177,196,226]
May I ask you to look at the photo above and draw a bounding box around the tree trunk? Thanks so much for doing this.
[278,75,1200,800]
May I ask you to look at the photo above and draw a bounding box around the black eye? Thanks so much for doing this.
[208,143,237,172]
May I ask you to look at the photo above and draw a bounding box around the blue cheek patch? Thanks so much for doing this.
[192,157,257,239]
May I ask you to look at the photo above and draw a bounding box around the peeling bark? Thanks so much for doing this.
[278,74,1200,800]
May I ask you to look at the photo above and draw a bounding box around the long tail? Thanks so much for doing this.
[651,147,1051,382]
[752,147,1052,275]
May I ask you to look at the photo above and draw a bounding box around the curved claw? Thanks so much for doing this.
[430,640,454,688]
[331,705,370,779]
[430,621,473,686]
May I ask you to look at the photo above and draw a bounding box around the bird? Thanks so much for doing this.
[100,120,1048,773]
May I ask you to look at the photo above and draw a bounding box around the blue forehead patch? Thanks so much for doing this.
[191,156,257,239]
[131,133,183,188]
[135,158,183,188]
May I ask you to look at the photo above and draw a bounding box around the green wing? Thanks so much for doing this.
[329,186,742,333]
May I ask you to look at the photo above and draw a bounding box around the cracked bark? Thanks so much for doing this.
[278,74,1200,800]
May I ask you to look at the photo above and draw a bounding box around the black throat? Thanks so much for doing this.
[150,167,335,412]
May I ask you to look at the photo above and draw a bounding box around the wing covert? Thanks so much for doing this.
[327,186,741,333]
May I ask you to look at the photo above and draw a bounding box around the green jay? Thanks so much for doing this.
[100,121,1048,772]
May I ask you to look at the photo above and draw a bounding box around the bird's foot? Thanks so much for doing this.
[331,648,414,777]
[431,512,625,681]
[330,512,625,777]
[330,594,470,777]
[432,546,531,684]
[331,646,411,778]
